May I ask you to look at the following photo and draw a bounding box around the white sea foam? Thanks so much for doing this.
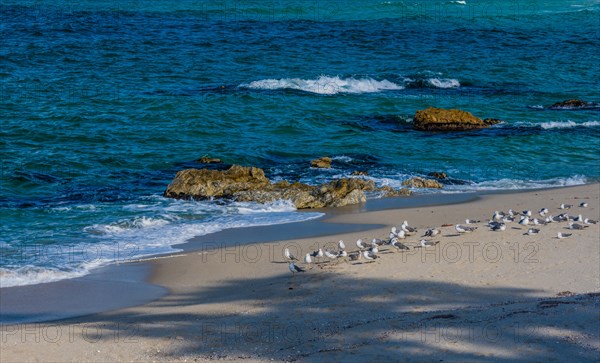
[240,76,404,95]
[443,175,588,192]
[0,260,106,288]
[3,198,324,287]
[539,121,600,129]
[426,78,461,88]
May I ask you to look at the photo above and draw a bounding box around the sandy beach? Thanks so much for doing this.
[1,184,599,362]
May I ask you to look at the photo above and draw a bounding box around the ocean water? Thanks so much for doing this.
[1,0,599,287]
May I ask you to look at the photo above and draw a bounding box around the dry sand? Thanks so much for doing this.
[1,184,599,362]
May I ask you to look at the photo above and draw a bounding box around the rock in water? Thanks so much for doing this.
[310,157,332,168]
[164,165,410,209]
[402,177,443,189]
[548,99,598,110]
[164,165,270,199]
[197,156,222,164]
[428,171,447,179]
[413,107,499,131]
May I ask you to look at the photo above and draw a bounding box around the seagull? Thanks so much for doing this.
[489,222,506,231]
[518,216,530,226]
[338,240,346,251]
[502,216,515,223]
[362,251,379,261]
[289,262,305,274]
[324,250,337,259]
[356,239,369,250]
[394,229,406,239]
[337,250,348,258]
[372,238,386,246]
[579,202,588,208]
[310,248,324,259]
[348,251,361,261]
[539,208,549,216]
[531,218,546,226]
[390,238,410,251]
[568,222,588,230]
[418,239,440,248]
[507,209,517,217]
[522,210,532,217]
[573,214,584,222]
[401,220,417,234]
[525,228,540,236]
[584,218,597,225]
[423,228,440,237]
[455,224,477,233]
[390,226,399,239]
[368,244,379,254]
[304,253,312,264]
[560,203,572,210]
[284,248,297,261]
[492,211,505,222]
[465,219,481,224]
[557,232,572,239]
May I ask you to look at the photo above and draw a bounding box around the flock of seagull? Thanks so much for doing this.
[288,201,596,274]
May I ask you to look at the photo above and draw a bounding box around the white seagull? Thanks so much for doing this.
[304,253,312,264]
[489,222,506,231]
[338,240,346,251]
[584,218,597,225]
[324,250,337,259]
[455,224,477,233]
[356,239,369,250]
[289,262,305,274]
[423,228,440,237]
[557,232,572,239]
[579,202,588,208]
[419,239,440,248]
[401,220,417,234]
[390,238,410,251]
[518,216,530,226]
[284,248,297,261]
[525,228,540,236]
[560,203,573,210]
[539,208,549,216]
[568,222,588,230]
[362,251,379,261]
[465,219,481,224]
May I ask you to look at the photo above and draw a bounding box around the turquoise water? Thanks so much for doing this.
[1,0,599,286]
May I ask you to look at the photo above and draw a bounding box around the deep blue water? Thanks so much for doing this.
[1,0,599,286]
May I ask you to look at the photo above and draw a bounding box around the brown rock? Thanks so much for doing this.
[402,177,443,189]
[163,165,270,200]
[311,157,332,168]
[413,107,494,131]
[352,170,369,176]
[164,165,411,209]
[428,172,447,180]
[548,99,595,110]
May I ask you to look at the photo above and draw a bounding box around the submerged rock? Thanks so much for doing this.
[402,177,443,189]
[548,99,599,110]
[197,156,222,164]
[164,165,410,209]
[310,157,332,168]
[428,171,447,180]
[413,107,499,131]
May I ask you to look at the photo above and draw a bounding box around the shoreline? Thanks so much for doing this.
[1,183,599,361]
[0,183,595,325]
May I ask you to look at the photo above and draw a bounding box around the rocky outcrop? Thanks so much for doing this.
[402,177,443,189]
[413,107,500,131]
[164,165,409,209]
[311,157,332,168]
[548,99,599,110]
